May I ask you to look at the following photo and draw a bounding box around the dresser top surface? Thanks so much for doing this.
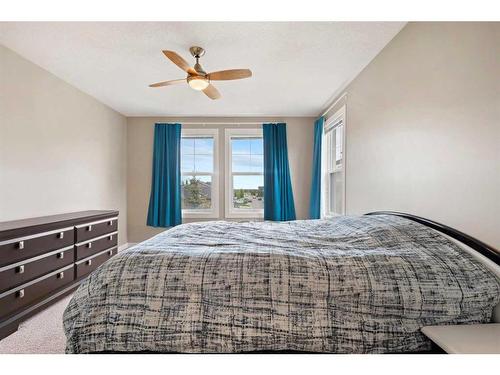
[0,210,118,240]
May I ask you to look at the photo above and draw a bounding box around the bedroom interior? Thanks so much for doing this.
[0,2,499,368]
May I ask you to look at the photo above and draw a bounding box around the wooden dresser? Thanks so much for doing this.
[0,210,119,339]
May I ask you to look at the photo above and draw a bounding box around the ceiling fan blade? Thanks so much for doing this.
[162,50,198,75]
[202,84,221,100]
[149,79,185,88]
[207,69,252,81]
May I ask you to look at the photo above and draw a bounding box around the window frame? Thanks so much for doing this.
[181,128,219,219]
[224,128,264,219]
[322,105,346,218]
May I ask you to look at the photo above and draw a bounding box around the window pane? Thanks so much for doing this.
[181,138,195,155]
[231,138,251,154]
[181,154,194,173]
[335,125,343,165]
[182,136,214,173]
[327,130,334,171]
[249,154,263,173]
[233,175,264,209]
[194,154,213,173]
[182,175,212,210]
[195,138,214,155]
[250,138,263,155]
[329,172,344,215]
[232,154,251,172]
[231,137,263,172]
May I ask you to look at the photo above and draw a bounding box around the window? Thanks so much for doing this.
[323,106,345,216]
[181,128,219,218]
[225,128,264,218]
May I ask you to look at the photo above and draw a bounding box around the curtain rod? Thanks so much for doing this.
[320,92,348,118]
[180,122,279,125]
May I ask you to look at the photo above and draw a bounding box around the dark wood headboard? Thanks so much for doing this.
[366,211,500,265]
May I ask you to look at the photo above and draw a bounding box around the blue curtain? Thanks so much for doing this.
[263,123,296,221]
[147,123,182,227]
[309,117,324,219]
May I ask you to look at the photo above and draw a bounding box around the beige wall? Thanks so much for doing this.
[326,22,500,246]
[127,117,314,242]
[0,45,128,245]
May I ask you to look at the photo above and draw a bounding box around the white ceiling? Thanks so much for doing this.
[0,22,405,117]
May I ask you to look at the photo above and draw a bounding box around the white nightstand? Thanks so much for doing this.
[421,323,500,354]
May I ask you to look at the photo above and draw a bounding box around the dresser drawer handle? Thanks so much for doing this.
[86,259,92,266]
[87,225,92,231]
[108,221,113,226]
[87,243,92,249]
[17,265,25,274]
[109,235,113,241]
[58,272,64,279]
[58,232,64,239]
[108,250,113,256]
[57,252,64,259]
[17,289,25,299]
[18,241,24,250]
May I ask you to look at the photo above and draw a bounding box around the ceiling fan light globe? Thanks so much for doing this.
[187,76,209,91]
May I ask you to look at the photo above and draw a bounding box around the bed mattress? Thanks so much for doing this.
[63,215,500,353]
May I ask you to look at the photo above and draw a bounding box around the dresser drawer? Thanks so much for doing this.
[0,265,73,319]
[75,231,117,261]
[75,217,118,243]
[0,227,74,267]
[75,247,117,279]
[0,246,74,293]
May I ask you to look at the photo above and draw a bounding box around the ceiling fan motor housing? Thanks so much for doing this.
[189,46,206,58]
[190,47,207,76]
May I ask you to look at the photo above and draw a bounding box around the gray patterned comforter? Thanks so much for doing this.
[63,215,500,353]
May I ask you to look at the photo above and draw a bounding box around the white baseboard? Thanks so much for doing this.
[118,243,137,252]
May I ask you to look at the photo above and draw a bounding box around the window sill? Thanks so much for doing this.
[323,213,344,219]
[225,211,264,219]
[182,211,219,219]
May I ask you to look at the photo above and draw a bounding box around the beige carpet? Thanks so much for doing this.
[0,294,72,354]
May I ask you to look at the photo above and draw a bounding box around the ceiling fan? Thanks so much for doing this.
[149,46,252,100]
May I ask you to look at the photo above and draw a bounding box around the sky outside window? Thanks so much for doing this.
[231,137,263,189]
[181,137,213,173]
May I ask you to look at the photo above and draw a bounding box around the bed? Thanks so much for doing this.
[63,213,500,353]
